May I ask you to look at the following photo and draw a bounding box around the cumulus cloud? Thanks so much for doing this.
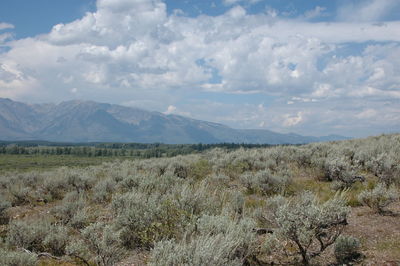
[163,105,176,115]
[163,104,192,117]
[283,112,305,127]
[0,62,39,99]
[0,0,399,136]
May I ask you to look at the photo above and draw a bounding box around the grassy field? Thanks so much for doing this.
[0,154,126,173]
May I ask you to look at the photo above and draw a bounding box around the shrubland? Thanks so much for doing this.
[0,134,399,265]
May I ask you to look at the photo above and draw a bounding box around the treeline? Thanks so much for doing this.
[0,141,273,158]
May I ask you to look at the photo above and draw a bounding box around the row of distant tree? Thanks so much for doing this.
[0,141,274,158]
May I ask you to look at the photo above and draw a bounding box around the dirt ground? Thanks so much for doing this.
[344,202,400,265]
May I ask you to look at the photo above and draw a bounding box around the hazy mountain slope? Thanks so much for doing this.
[0,98,348,144]
[0,114,32,140]
[0,98,43,133]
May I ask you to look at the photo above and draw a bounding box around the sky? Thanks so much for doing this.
[0,0,399,138]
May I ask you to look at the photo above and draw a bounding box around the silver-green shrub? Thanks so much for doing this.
[240,170,289,195]
[358,183,399,214]
[51,191,88,229]
[118,174,142,191]
[266,191,350,265]
[0,248,37,266]
[227,191,245,216]
[73,222,125,266]
[6,219,68,255]
[209,173,230,186]
[0,195,11,224]
[65,169,94,193]
[6,220,49,253]
[323,157,350,181]
[42,225,70,256]
[334,235,361,264]
[239,172,255,192]
[256,170,290,195]
[7,183,33,205]
[139,173,183,195]
[176,182,220,216]
[41,171,69,201]
[167,157,191,179]
[150,215,257,266]
[367,153,400,185]
[92,178,117,203]
[111,191,184,249]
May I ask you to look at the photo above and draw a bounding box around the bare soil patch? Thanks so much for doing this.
[345,202,400,265]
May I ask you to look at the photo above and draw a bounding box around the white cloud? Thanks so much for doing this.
[0,32,13,44]
[223,0,240,6]
[0,23,14,30]
[223,0,261,6]
[356,109,377,119]
[0,62,40,99]
[0,0,399,136]
[163,105,176,115]
[0,23,14,45]
[226,5,246,18]
[162,104,192,117]
[303,6,327,20]
[337,0,400,22]
[283,112,305,127]
[311,83,342,98]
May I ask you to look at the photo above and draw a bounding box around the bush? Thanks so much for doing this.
[190,159,212,180]
[367,153,400,185]
[358,183,399,214]
[176,182,220,216]
[209,173,230,186]
[227,191,245,216]
[42,171,69,201]
[239,172,256,192]
[167,157,192,179]
[266,191,350,265]
[6,219,69,255]
[7,220,49,253]
[7,183,33,206]
[150,215,256,266]
[240,170,289,195]
[51,191,88,228]
[112,191,184,249]
[118,174,142,191]
[92,178,117,203]
[256,170,290,195]
[65,170,94,193]
[139,174,183,195]
[68,222,125,266]
[334,235,361,264]
[0,195,11,224]
[42,225,70,256]
[0,248,37,266]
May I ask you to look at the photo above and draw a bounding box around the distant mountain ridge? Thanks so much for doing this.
[0,98,348,144]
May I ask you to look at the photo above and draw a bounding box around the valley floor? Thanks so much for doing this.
[0,134,399,265]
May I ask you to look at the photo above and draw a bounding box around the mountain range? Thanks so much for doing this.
[0,98,347,144]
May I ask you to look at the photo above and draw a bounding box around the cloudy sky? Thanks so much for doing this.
[0,0,399,137]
